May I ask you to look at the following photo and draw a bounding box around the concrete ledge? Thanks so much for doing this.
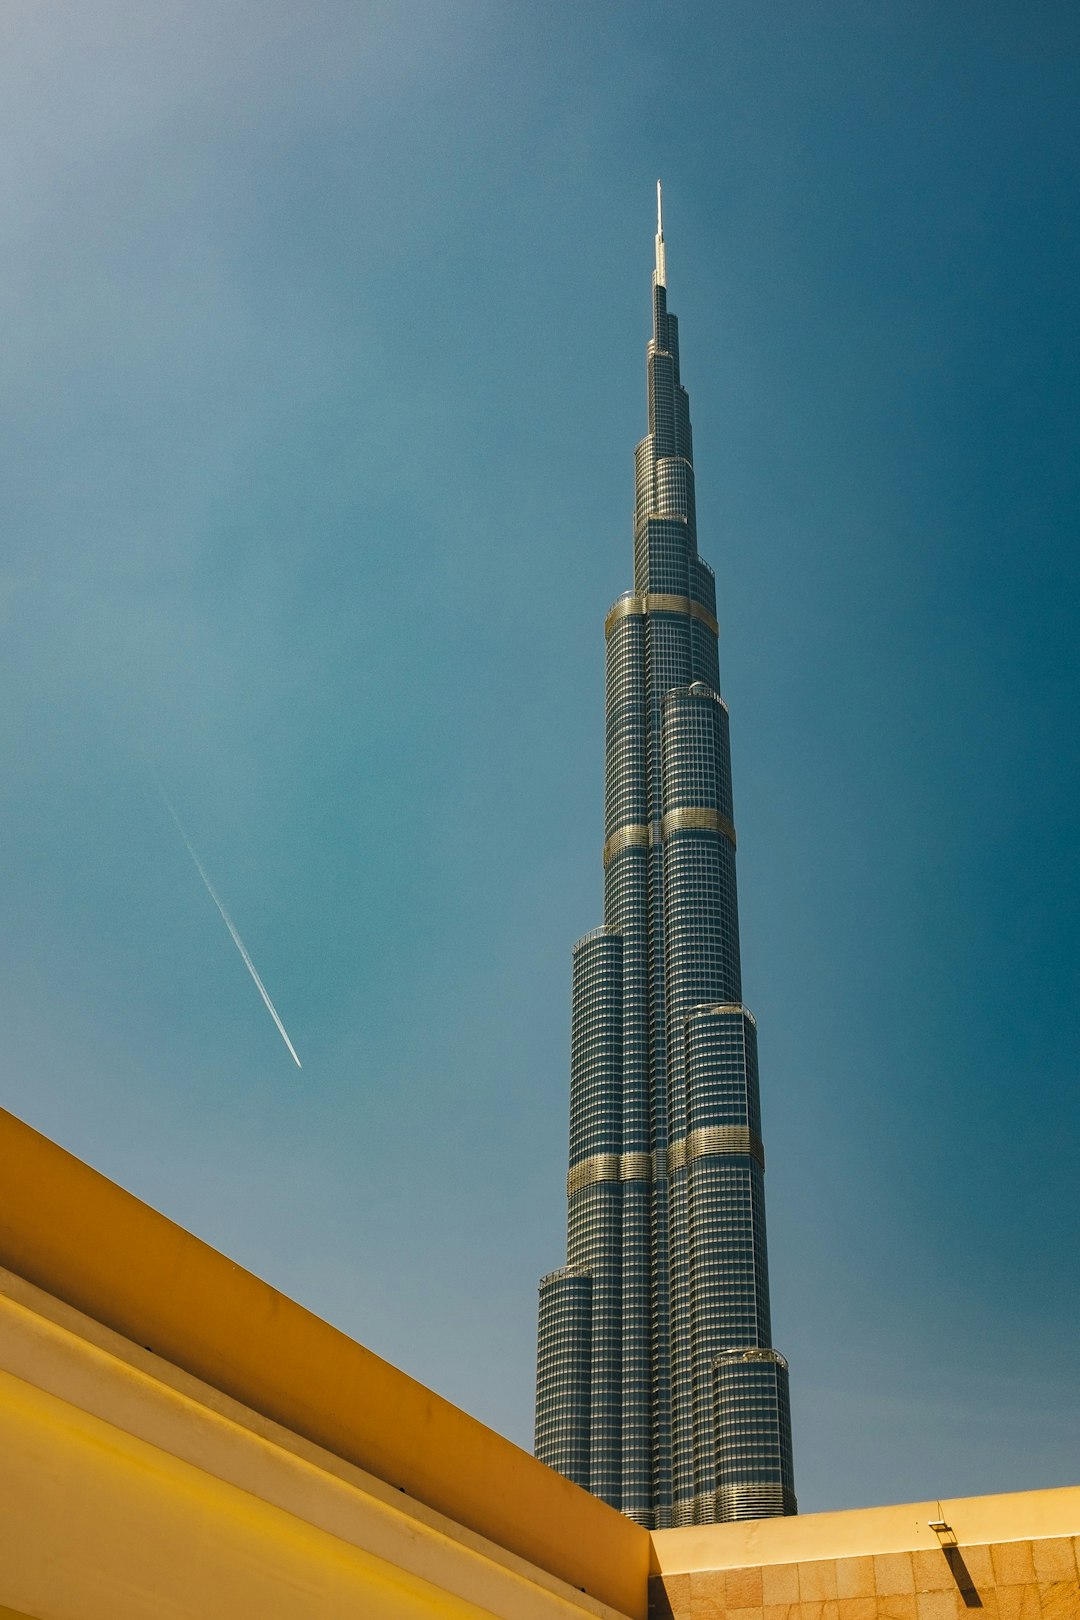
[0,1106,648,1619]
[650,1486,1080,1573]
[0,1268,631,1620]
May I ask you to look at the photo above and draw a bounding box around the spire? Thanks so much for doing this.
[654,178,667,288]
[536,186,797,1529]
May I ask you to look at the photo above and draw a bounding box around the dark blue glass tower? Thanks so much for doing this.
[535,189,796,1529]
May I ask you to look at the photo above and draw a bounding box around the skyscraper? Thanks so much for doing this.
[535,188,796,1530]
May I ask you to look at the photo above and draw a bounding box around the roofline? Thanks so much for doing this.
[0,1105,649,1618]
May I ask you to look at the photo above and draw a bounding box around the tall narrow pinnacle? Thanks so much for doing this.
[535,186,796,1531]
[654,178,667,288]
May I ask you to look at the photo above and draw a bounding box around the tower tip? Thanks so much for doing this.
[654,180,667,288]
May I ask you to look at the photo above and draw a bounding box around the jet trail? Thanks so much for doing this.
[155,780,302,1069]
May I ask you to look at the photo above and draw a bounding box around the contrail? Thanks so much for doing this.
[154,777,302,1069]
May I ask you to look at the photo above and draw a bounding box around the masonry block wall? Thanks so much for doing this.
[648,1489,1080,1620]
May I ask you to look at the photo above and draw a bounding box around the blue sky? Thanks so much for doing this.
[2,2,1078,1513]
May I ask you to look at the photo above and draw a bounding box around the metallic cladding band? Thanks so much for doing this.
[603,807,736,866]
[567,1152,647,1198]
[604,593,720,639]
[567,1128,764,1196]
[668,1126,765,1173]
[713,1485,799,1522]
[714,1346,788,1370]
[602,824,649,864]
[687,1000,757,1029]
[673,1486,797,1526]
[661,806,737,848]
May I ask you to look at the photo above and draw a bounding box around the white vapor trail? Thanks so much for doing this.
[155,780,302,1069]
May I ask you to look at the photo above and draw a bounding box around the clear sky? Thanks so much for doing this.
[2,2,1078,1514]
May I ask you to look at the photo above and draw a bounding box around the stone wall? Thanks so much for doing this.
[649,1489,1080,1620]
[651,1535,1080,1619]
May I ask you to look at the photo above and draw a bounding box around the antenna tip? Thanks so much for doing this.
[654,180,667,285]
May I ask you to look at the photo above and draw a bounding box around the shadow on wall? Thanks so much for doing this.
[942,1544,982,1609]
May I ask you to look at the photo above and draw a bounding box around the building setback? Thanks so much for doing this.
[535,189,797,1529]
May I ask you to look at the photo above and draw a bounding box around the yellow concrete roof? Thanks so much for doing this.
[0,1266,636,1620]
[0,1106,649,1618]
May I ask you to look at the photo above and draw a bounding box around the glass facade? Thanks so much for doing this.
[535,195,797,1528]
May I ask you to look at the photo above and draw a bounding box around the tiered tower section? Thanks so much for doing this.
[535,189,796,1529]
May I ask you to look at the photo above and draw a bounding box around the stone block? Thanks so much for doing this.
[873,1553,916,1596]
[954,1543,994,1588]
[798,1560,838,1601]
[651,1574,691,1620]
[689,1569,728,1620]
[1036,1579,1080,1620]
[993,1584,1040,1620]
[910,1549,956,1593]
[836,1599,878,1620]
[914,1591,957,1620]
[835,1557,875,1599]
[1031,1538,1077,1582]
[760,1564,800,1606]
[989,1542,1035,1587]
[874,1597,918,1620]
[725,1566,763,1608]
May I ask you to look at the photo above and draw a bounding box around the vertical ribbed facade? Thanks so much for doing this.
[535,195,796,1528]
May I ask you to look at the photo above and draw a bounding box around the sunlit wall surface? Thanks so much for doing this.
[536,204,796,1529]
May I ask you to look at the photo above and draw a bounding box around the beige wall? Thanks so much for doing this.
[649,1489,1080,1620]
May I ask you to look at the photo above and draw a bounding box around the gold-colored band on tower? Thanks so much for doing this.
[660,806,737,847]
[567,1127,764,1196]
[667,1125,764,1173]
[604,593,719,639]
[603,808,736,866]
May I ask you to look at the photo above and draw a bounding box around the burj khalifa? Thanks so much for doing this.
[535,188,797,1529]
